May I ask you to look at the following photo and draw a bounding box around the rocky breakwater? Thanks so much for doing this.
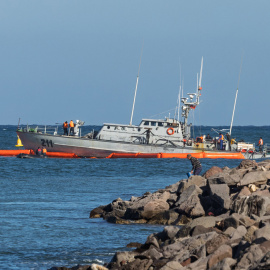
[89,159,270,269]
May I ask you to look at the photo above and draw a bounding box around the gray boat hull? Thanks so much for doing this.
[17,131,268,159]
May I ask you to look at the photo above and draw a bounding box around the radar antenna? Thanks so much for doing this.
[181,57,203,135]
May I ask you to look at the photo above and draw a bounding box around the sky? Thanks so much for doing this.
[0,0,269,126]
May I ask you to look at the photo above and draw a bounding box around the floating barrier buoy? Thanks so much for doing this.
[0,150,31,156]
[0,150,245,159]
[105,152,245,159]
[0,150,78,158]
[15,136,23,147]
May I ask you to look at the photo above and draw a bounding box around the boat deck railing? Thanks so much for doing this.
[18,125,59,135]
[18,124,85,137]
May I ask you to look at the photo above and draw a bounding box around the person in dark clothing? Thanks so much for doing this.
[63,121,68,135]
[36,147,42,156]
[206,134,212,140]
[187,154,202,176]
[226,133,231,151]
[143,128,152,144]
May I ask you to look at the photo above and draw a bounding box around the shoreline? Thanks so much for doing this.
[51,159,270,269]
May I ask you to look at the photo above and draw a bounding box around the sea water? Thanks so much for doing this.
[0,125,269,269]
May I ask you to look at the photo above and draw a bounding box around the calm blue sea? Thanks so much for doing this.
[0,125,269,269]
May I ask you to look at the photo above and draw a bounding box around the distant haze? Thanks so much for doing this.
[0,1,269,126]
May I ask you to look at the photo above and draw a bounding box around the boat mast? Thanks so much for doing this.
[129,45,143,126]
[229,57,243,135]
[181,57,203,134]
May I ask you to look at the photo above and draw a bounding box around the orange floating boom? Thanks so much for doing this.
[106,152,245,159]
[0,150,245,159]
[203,152,245,159]
[0,150,78,158]
[46,152,79,158]
[0,150,31,156]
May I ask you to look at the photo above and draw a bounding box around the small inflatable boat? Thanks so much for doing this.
[17,153,47,159]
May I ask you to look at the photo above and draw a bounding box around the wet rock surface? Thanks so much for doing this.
[52,160,270,269]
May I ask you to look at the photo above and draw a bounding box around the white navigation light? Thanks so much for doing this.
[182,105,187,111]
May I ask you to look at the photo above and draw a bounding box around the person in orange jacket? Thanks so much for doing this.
[218,133,224,150]
[258,137,263,152]
[42,147,47,156]
[69,120,74,136]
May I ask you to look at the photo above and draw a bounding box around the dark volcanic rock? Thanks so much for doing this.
[237,159,258,169]
[178,175,206,193]
[203,166,223,179]
[85,159,270,270]
[207,183,230,210]
[239,171,270,186]
[207,244,232,268]
[231,195,270,217]
[175,185,205,218]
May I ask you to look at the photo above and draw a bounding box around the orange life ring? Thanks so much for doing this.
[167,128,174,135]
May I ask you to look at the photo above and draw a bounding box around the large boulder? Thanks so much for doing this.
[254,225,270,241]
[109,251,138,269]
[124,190,171,220]
[147,210,181,225]
[239,171,270,186]
[209,258,237,270]
[254,251,270,270]
[205,233,229,255]
[186,216,223,229]
[203,166,223,179]
[140,199,170,220]
[237,160,258,169]
[207,244,232,269]
[207,172,241,186]
[181,257,208,270]
[207,183,230,210]
[234,244,264,270]
[178,176,206,193]
[231,195,270,217]
[175,185,205,218]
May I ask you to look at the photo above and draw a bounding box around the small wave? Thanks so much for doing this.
[84,258,104,264]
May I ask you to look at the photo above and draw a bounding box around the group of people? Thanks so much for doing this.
[35,147,47,156]
[63,120,75,136]
[186,135,264,178]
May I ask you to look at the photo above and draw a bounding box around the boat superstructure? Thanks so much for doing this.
[16,58,269,159]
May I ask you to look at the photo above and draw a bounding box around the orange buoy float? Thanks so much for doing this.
[0,150,31,156]
[167,128,174,135]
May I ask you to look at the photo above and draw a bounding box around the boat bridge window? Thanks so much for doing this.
[138,128,141,132]
[107,126,110,129]
[144,121,149,126]
[158,122,164,127]
[151,122,156,126]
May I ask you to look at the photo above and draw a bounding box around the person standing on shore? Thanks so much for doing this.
[187,154,202,176]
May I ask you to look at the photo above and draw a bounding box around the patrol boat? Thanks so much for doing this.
[16,58,269,159]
